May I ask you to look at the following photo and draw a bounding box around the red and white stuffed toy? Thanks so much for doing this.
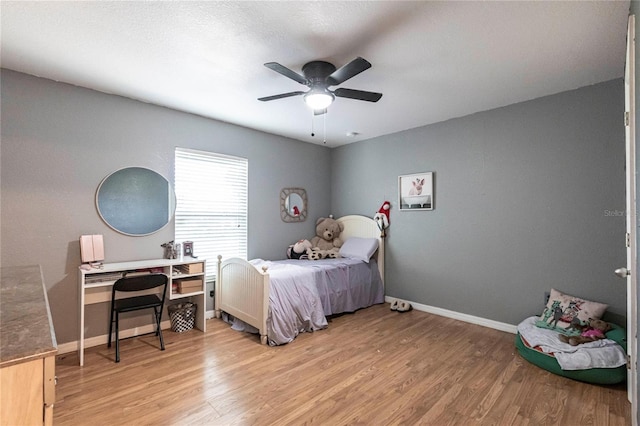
[373,201,391,232]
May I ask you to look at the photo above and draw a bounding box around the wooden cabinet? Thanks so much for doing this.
[0,356,55,425]
[78,257,206,366]
[1,265,57,426]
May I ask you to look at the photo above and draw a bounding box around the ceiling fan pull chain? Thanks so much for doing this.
[323,112,327,144]
[311,110,315,137]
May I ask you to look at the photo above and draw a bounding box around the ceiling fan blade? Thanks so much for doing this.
[334,88,382,102]
[258,91,305,102]
[264,62,307,85]
[327,57,372,86]
[314,108,327,116]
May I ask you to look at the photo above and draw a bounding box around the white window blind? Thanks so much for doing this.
[174,147,248,284]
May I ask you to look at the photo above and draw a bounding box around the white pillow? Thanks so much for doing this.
[339,237,379,263]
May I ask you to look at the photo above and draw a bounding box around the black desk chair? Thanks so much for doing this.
[108,274,168,363]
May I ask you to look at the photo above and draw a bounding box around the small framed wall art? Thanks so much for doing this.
[398,172,434,211]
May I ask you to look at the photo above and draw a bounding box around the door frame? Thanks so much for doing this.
[624,13,638,424]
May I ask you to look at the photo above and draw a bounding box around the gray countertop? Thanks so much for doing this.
[1,265,57,367]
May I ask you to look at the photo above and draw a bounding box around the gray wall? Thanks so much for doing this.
[0,69,331,344]
[0,69,629,370]
[332,79,626,327]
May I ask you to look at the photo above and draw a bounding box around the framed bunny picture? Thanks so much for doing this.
[398,172,434,211]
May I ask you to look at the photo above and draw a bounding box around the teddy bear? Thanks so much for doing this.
[558,318,611,346]
[308,216,344,260]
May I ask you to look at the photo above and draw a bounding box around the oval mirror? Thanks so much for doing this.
[280,188,307,222]
[96,167,176,236]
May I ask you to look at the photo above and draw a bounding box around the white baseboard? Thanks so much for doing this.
[58,311,218,355]
[57,320,173,355]
[385,296,518,334]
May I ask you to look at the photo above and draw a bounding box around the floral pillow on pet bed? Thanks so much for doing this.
[535,288,608,336]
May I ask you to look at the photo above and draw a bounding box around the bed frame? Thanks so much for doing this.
[215,215,385,344]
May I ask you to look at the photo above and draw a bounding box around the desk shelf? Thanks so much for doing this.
[171,268,205,299]
[170,290,203,299]
[84,280,118,288]
[78,257,206,366]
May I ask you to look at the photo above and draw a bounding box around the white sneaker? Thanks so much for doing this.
[397,301,412,312]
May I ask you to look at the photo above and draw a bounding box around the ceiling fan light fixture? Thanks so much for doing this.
[304,89,334,110]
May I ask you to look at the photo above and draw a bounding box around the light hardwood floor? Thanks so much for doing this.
[54,304,631,425]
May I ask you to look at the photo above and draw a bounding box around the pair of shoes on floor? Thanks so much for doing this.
[390,300,412,312]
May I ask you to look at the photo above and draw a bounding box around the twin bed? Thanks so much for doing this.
[215,215,385,345]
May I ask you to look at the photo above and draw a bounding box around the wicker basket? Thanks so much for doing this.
[168,302,196,333]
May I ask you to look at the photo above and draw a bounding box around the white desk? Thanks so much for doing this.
[78,257,206,366]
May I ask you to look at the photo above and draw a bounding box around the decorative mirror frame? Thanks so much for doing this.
[280,188,307,222]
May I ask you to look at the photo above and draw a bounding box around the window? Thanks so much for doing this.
[174,147,248,285]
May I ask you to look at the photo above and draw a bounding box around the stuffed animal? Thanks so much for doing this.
[373,201,391,234]
[308,216,344,260]
[286,239,312,260]
[558,318,611,346]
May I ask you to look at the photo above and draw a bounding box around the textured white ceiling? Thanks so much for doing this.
[0,1,630,147]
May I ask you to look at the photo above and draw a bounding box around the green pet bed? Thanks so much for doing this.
[515,322,627,385]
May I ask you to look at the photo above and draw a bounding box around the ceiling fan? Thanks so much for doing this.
[258,57,382,115]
